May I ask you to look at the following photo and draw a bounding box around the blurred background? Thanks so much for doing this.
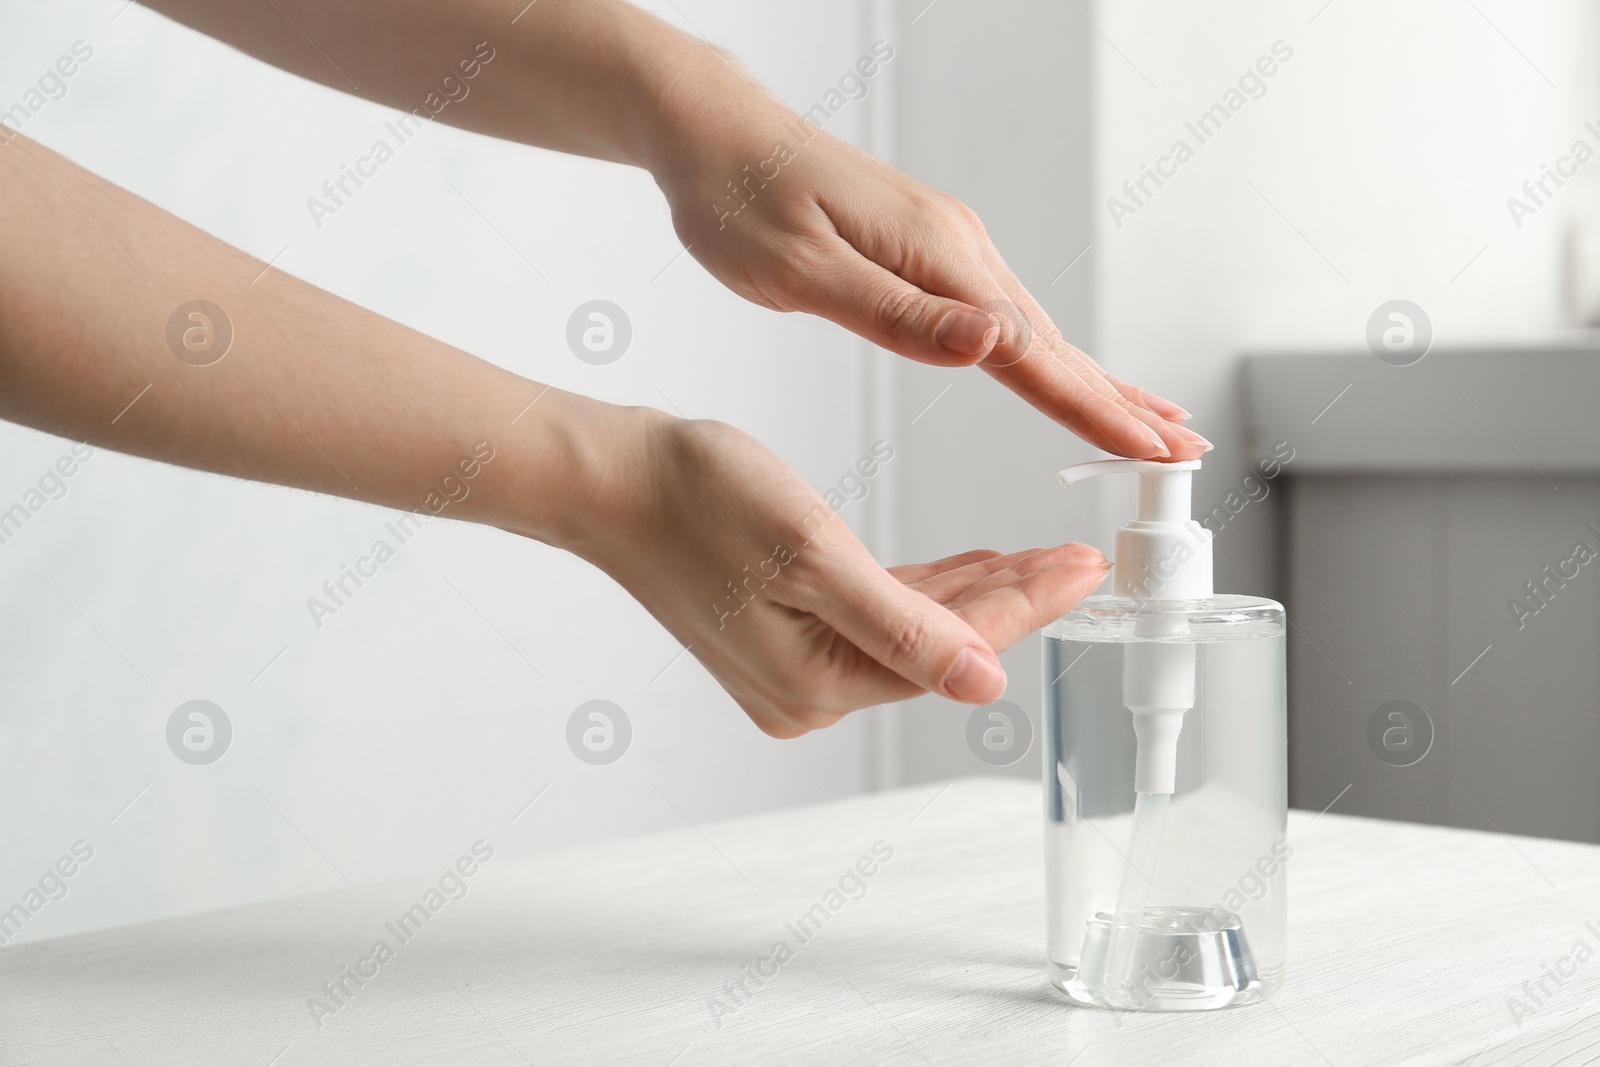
[3,0,1597,943]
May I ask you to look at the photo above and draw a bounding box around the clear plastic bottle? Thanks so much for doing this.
[1040,460,1288,1011]
[1044,597,1286,1009]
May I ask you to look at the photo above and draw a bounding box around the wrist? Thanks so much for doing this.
[488,387,667,562]
[627,37,793,191]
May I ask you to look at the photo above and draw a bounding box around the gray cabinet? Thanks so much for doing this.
[1246,349,1600,843]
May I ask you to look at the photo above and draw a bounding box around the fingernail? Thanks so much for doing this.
[944,645,1007,702]
[1141,427,1171,458]
[936,310,999,358]
[1100,556,1114,571]
[1145,389,1192,420]
[1177,425,1213,452]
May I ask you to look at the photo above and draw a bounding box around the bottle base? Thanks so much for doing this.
[1049,965,1271,1011]
[1048,905,1279,1012]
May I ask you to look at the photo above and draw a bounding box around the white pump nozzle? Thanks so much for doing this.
[1056,457,1201,489]
[1059,458,1212,794]
[1056,459,1211,602]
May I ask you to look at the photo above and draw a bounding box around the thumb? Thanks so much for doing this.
[787,240,1001,367]
[819,556,1009,704]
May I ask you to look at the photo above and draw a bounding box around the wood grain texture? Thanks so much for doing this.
[3,777,1598,1066]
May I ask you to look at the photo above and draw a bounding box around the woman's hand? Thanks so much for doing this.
[0,133,1105,740]
[570,409,1112,737]
[646,80,1210,463]
[134,0,1201,460]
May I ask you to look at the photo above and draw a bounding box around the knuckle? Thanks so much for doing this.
[944,196,985,233]
[770,239,831,290]
[875,285,925,338]
[887,608,937,670]
[903,190,945,216]
[912,189,984,235]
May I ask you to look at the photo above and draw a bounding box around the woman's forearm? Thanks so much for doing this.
[133,0,749,171]
[0,133,631,548]
[0,136,1112,736]
[129,0,1205,460]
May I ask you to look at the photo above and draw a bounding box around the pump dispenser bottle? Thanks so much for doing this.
[1042,459,1287,1011]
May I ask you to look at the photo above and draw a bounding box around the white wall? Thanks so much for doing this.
[1090,0,1597,594]
[882,0,1105,787]
[879,0,1600,789]
[0,0,892,942]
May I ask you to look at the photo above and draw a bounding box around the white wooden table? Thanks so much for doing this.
[5,777,1599,1066]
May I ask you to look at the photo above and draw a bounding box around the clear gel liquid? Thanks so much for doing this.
[1043,597,1287,1011]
